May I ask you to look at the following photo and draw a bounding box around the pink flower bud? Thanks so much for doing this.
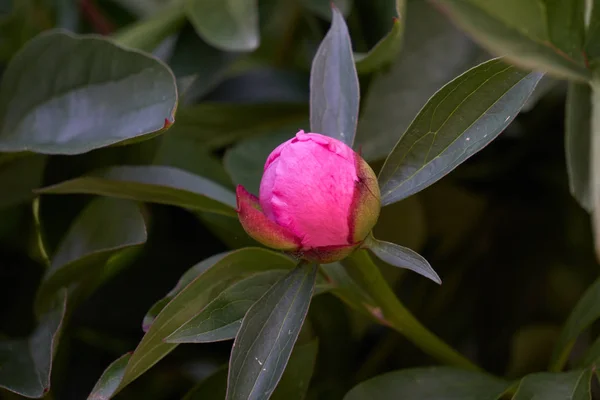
[236,130,380,263]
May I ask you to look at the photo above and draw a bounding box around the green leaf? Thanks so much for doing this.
[226,262,318,400]
[112,4,186,52]
[378,58,543,206]
[0,291,67,398]
[165,270,288,343]
[0,154,46,209]
[366,235,441,284]
[87,353,132,400]
[224,130,294,194]
[566,82,593,211]
[37,165,237,217]
[355,0,405,74]
[166,103,307,151]
[142,252,228,332]
[435,0,590,81]
[114,248,297,395]
[512,369,592,400]
[185,0,259,52]
[343,367,510,400]
[182,339,318,400]
[35,198,147,314]
[550,277,600,371]
[270,339,318,400]
[354,0,482,161]
[0,30,177,155]
[309,6,360,146]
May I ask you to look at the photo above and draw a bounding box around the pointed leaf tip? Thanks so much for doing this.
[377,59,543,205]
[367,236,441,284]
[310,3,359,146]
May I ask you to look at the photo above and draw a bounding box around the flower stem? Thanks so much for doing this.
[342,250,480,371]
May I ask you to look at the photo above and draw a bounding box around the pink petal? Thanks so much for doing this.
[260,133,359,248]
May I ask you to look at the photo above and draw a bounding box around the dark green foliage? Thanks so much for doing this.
[1,0,600,399]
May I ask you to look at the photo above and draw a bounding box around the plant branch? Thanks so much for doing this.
[342,250,480,371]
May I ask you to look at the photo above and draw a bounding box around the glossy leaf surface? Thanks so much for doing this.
[226,263,318,400]
[37,166,237,217]
[310,7,360,146]
[378,58,543,206]
[0,30,177,155]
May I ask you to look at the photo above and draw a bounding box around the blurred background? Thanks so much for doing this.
[1,0,597,399]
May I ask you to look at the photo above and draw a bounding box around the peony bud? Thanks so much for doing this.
[236,130,380,263]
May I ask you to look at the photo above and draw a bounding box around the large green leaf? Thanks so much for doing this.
[0,30,177,155]
[309,6,359,146]
[113,249,297,395]
[37,165,237,217]
[270,339,318,400]
[435,0,590,81]
[165,270,288,343]
[550,277,600,371]
[0,154,46,209]
[354,0,482,161]
[142,252,229,332]
[354,0,405,74]
[86,353,132,400]
[343,367,510,400]
[226,262,318,400]
[378,58,543,206]
[512,369,592,400]
[566,82,592,211]
[35,198,147,314]
[166,103,307,151]
[162,268,327,344]
[0,291,67,398]
[185,0,259,52]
